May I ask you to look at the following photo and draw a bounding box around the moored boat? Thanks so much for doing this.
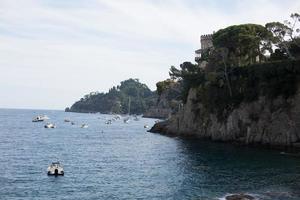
[47,162,64,176]
[44,123,56,128]
[32,115,48,122]
[105,120,112,124]
[133,115,140,121]
[123,117,130,123]
[81,124,88,128]
[114,115,121,120]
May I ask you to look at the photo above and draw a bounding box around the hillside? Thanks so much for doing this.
[65,79,157,115]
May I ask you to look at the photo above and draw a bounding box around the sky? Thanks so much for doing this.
[0,0,299,110]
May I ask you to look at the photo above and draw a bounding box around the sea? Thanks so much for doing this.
[0,108,300,200]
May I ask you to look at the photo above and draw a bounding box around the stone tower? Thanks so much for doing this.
[200,34,213,50]
[195,34,213,67]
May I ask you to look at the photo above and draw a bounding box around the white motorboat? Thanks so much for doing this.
[144,125,149,128]
[81,124,88,128]
[47,162,64,176]
[32,116,44,122]
[32,115,49,122]
[44,123,56,129]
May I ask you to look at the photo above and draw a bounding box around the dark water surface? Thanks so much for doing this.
[1,109,300,200]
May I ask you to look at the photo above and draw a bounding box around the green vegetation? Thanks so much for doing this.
[266,13,300,60]
[169,62,205,103]
[156,79,176,96]
[196,60,300,120]
[66,79,157,114]
[155,79,182,113]
[66,14,300,119]
[212,24,273,66]
[169,13,300,121]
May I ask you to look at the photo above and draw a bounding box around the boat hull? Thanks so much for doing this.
[47,171,64,176]
[32,119,44,122]
[44,124,56,128]
[47,164,64,176]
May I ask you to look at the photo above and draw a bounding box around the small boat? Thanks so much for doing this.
[123,117,130,123]
[71,122,75,125]
[123,97,131,123]
[133,115,139,121]
[114,115,121,120]
[44,123,56,128]
[81,124,88,128]
[32,115,49,122]
[32,116,44,122]
[105,120,112,124]
[64,119,71,122]
[47,162,64,176]
[144,125,149,128]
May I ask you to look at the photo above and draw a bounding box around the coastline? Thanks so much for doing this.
[149,121,300,154]
[149,82,300,151]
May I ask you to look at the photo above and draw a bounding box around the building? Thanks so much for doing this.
[195,34,213,68]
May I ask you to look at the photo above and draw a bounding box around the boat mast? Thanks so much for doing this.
[128,96,131,115]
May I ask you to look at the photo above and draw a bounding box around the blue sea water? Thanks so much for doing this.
[0,109,300,200]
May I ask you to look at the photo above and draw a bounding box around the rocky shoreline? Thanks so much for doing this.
[149,85,300,149]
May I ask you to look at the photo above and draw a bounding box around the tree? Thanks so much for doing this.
[67,79,156,114]
[219,48,232,97]
[156,79,175,96]
[266,13,300,60]
[270,48,289,61]
[284,13,300,41]
[213,24,273,66]
[265,22,294,59]
[169,62,202,80]
[169,62,206,102]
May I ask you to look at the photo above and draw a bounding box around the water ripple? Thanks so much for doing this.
[0,109,300,199]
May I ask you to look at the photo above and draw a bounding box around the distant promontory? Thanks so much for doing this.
[66,79,157,115]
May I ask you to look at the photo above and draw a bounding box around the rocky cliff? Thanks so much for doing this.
[150,86,300,148]
[143,81,182,119]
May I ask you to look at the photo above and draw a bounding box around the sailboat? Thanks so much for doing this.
[123,97,131,123]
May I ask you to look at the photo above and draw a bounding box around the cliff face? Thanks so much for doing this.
[143,82,181,119]
[150,86,300,148]
[142,89,172,119]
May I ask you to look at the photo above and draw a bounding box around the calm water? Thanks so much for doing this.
[1,109,300,200]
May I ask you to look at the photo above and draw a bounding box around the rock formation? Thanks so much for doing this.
[150,85,300,148]
[143,81,181,119]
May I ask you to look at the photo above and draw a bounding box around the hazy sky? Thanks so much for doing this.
[0,0,299,110]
